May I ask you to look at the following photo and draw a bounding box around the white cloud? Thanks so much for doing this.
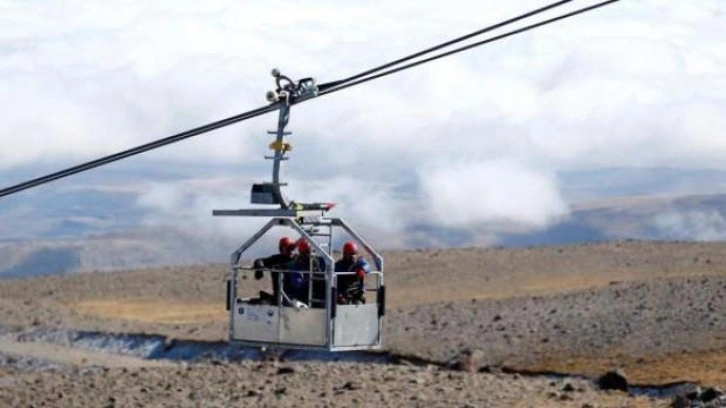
[136,182,187,214]
[133,173,411,251]
[652,210,726,241]
[419,160,568,227]
[1,0,726,240]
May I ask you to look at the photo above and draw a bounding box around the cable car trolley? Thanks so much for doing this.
[216,70,385,351]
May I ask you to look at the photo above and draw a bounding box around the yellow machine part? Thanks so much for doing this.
[269,141,293,152]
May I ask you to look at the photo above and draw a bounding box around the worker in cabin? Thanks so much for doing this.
[334,241,371,304]
[288,240,327,307]
[253,236,296,305]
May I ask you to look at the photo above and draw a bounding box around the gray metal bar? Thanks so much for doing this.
[331,217,385,348]
[228,218,279,342]
[213,209,320,217]
[285,219,335,278]
[271,103,291,208]
[231,218,279,265]
[228,264,236,340]
[284,218,335,350]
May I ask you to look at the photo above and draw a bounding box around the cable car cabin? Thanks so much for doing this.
[213,81,385,351]
[223,216,385,351]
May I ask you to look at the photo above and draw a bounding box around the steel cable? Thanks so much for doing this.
[0,104,278,198]
[316,0,574,92]
[318,0,621,97]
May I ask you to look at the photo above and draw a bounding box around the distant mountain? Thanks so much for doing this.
[3,165,726,278]
[2,192,726,279]
[558,167,726,202]
[0,226,242,278]
[500,193,726,247]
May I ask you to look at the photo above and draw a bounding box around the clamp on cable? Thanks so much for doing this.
[266,69,318,104]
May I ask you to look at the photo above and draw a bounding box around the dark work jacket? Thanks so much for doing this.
[334,258,371,302]
[254,253,293,304]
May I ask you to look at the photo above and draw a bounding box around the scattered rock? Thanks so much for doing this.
[163,337,176,351]
[449,349,485,372]
[395,358,416,367]
[339,381,362,391]
[276,366,296,375]
[562,383,575,392]
[685,386,703,400]
[597,369,628,392]
[478,365,502,374]
[699,387,723,403]
[670,395,689,408]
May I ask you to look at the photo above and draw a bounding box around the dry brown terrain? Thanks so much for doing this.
[2,240,726,406]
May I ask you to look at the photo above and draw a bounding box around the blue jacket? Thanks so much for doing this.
[287,255,326,302]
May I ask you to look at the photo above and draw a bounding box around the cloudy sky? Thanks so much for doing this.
[1,0,725,247]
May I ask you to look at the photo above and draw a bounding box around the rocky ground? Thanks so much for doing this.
[1,241,726,406]
[1,358,656,408]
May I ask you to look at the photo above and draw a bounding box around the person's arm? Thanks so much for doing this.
[355,259,371,278]
[253,254,278,279]
[253,257,267,280]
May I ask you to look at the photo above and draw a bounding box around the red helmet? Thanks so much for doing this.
[343,241,358,255]
[279,237,294,251]
[297,240,311,254]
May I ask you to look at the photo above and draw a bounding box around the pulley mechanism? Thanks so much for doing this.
[265,68,318,105]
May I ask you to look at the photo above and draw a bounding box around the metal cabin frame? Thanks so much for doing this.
[214,71,385,351]
[220,214,385,351]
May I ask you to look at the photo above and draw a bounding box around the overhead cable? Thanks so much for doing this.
[317,0,574,92]
[0,104,277,198]
[318,0,621,97]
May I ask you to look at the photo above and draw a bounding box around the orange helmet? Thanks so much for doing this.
[279,237,294,251]
[343,241,358,255]
[297,240,311,254]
